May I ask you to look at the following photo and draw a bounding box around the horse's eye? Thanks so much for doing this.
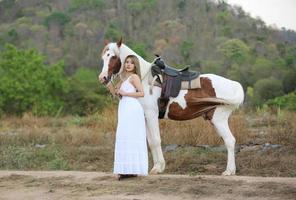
[107,53,110,56]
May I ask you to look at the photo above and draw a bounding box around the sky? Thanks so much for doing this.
[226,0,296,31]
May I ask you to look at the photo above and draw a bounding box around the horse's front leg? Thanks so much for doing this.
[145,109,165,174]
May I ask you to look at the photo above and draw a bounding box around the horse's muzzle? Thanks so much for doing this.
[102,76,109,85]
[101,75,112,85]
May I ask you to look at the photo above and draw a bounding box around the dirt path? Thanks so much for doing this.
[0,171,295,200]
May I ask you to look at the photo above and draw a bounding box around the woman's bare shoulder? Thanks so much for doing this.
[130,74,141,81]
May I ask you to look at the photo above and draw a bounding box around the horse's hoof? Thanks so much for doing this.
[150,169,158,175]
[222,170,236,176]
[150,162,165,175]
[150,168,160,175]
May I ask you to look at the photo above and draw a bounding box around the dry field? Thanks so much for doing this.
[0,108,296,199]
[0,107,295,176]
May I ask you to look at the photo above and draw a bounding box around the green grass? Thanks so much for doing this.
[0,145,69,170]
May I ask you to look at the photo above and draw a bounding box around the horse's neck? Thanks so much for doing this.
[120,44,151,83]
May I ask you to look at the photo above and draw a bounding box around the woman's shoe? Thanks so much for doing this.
[117,174,137,181]
[128,174,138,178]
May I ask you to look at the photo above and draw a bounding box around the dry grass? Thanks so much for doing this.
[236,148,296,177]
[160,111,253,146]
[1,108,296,176]
[0,106,118,147]
[0,109,118,171]
[233,110,296,177]
[0,108,257,150]
[0,107,252,147]
[267,112,296,148]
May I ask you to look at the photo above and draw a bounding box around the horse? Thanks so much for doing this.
[98,39,244,175]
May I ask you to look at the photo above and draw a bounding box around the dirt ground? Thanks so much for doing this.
[0,171,295,200]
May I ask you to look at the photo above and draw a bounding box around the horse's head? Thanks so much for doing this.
[98,38,122,85]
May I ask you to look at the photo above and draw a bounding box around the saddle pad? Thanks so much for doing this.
[181,77,201,89]
[149,72,201,90]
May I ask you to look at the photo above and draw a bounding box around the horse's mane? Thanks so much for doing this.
[101,45,109,56]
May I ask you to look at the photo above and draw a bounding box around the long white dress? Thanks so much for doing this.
[113,76,148,175]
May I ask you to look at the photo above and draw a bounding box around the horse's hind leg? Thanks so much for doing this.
[211,106,236,175]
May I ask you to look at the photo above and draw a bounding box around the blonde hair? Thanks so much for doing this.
[120,55,141,81]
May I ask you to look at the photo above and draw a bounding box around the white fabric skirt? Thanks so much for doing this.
[113,96,148,175]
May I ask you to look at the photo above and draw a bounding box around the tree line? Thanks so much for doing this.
[0,0,295,115]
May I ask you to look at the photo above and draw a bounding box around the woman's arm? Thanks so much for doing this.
[117,74,144,98]
[106,82,116,96]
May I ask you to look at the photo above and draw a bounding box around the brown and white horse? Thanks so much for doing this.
[98,39,244,175]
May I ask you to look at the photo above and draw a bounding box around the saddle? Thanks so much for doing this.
[152,56,199,82]
[151,56,200,118]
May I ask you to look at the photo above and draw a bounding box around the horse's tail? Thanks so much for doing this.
[229,81,245,108]
[187,97,233,107]
[187,82,245,108]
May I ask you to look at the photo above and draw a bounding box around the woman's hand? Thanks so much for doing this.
[115,89,126,97]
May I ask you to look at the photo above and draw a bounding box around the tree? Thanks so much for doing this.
[227,63,252,89]
[44,12,70,41]
[251,57,273,83]
[129,41,148,59]
[180,40,193,63]
[104,23,122,41]
[69,0,104,11]
[218,39,250,64]
[44,12,70,29]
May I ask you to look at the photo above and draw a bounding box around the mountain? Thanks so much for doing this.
[1,0,295,95]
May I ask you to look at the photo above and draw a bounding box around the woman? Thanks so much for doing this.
[113,55,148,180]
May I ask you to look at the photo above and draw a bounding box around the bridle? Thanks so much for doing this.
[102,45,153,85]
[102,52,121,85]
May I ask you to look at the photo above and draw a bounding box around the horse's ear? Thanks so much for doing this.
[117,37,122,47]
[155,54,160,58]
[104,39,109,46]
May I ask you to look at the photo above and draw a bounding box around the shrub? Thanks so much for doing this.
[252,77,284,106]
[62,68,114,115]
[266,92,296,110]
[0,44,68,116]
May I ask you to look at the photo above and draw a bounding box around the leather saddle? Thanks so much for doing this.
[152,56,199,81]
[151,56,200,118]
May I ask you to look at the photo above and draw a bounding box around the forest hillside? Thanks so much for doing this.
[0,0,296,115]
